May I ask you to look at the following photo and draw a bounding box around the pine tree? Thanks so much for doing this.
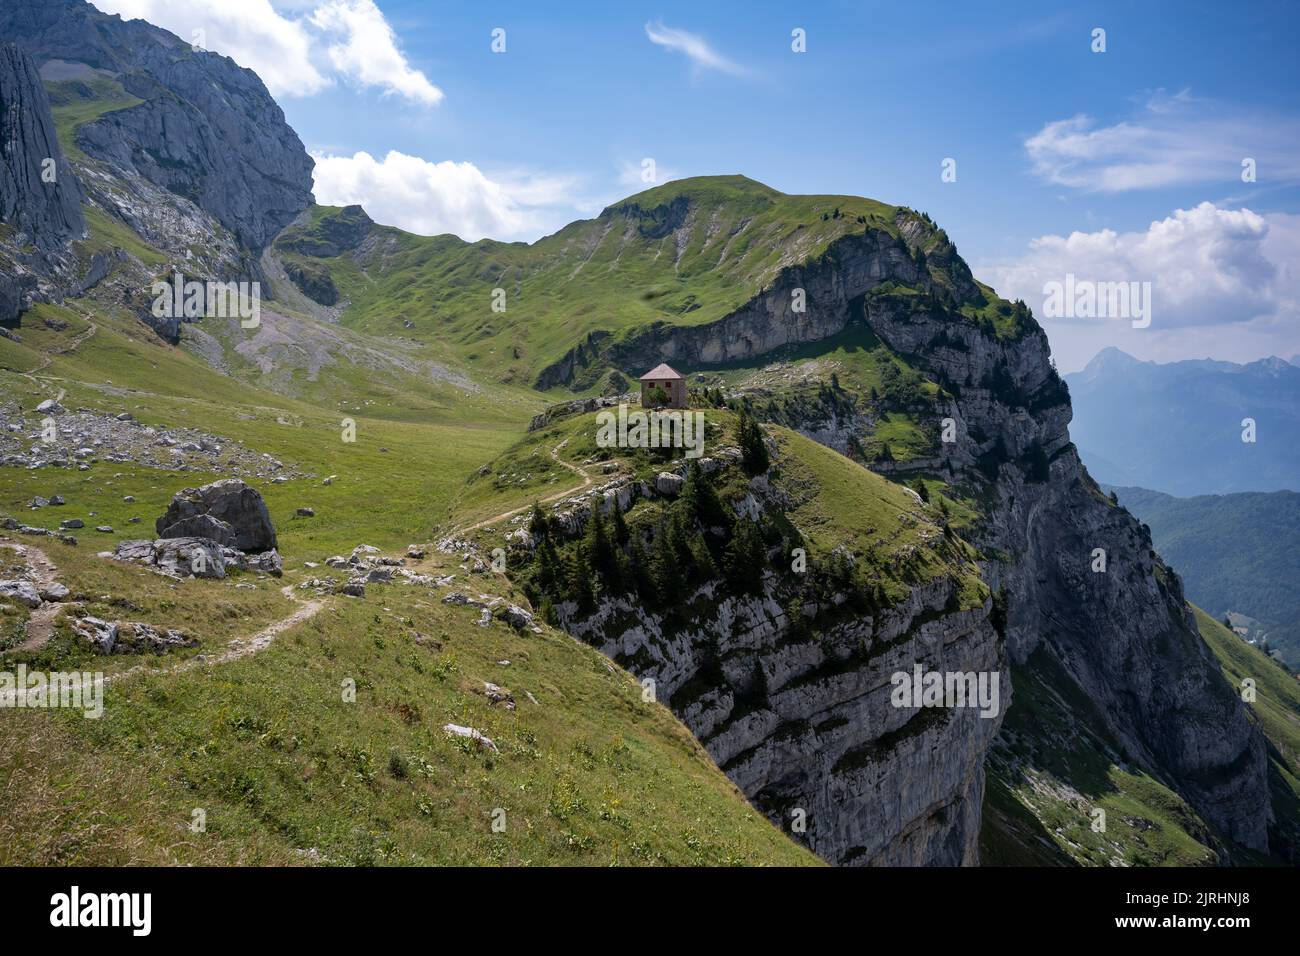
[611,500,630,545]
[724,520,767,593]
[528,502,550,540]
[737,408,770,475]
[569,547,595,609]
[649,523,683,605]
[680,460,729,530]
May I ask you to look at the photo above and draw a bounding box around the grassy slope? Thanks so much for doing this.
[1194,607,1300,857]
[45,76,142,165]
[286,177,1025,389]
[980,605,1300,866]
[0,298,538,553]
[0,547,815,865]
[0,321,817,864]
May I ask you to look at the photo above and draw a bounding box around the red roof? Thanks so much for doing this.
[639,363,684,381]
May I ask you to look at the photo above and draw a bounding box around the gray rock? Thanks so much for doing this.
[0,579,41,607]
[156,478,276,552]
[243,549,282,577]
[152,537,226,579]
[112,539,155,564]
[38,582,69,601]
[442,723,498,753]
[655,472,684,496]
[111,621,197,654]
[156,513,237,547]
[72,616,118,653]
[483,682,515,710]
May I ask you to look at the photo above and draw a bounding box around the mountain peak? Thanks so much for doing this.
[1079,346,1143,377]
[602,174,782,218]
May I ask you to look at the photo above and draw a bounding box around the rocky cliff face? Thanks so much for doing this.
[555,197,1275,859]
[0,42,85,323]
[0,0,313,252]
[0,43,84,250]
[571,573,1002,865]
[869,305,1274,852]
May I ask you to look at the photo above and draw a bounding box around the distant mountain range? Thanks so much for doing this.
[1109,485,1300,670]
[1065,348,1300,496]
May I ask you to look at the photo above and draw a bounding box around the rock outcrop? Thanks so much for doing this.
[277,205,374,258]
[112,536,282,579]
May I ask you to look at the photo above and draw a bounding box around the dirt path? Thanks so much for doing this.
[0,540,71,651]
[13,320,98,380]
[454,440,594,536]
[105,586,325,686]
[201,586,325,667]
[0,535,325,678]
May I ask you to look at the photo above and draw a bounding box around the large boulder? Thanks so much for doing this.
[156,479,276,552]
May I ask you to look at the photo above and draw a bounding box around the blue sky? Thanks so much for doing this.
[93,0,1300,370]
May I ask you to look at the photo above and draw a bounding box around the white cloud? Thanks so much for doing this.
[309,0,442,105]
[1025,91,1300,192]
[645,21,747,78]
[91,0,441,104]
[312,150,585,242]
[982,204,1300,370]
[92,0,328,97]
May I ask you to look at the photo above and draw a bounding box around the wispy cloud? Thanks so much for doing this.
[92,0,441,104]
[309,0,442,105]
[1025,90,1300,192]
[644,21,747,78]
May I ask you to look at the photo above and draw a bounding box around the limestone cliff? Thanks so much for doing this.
[0,42,84,323]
